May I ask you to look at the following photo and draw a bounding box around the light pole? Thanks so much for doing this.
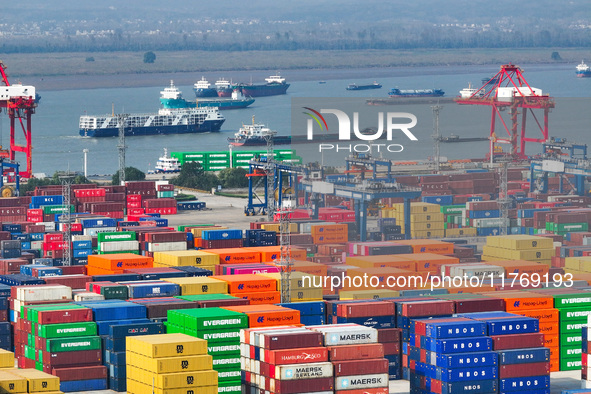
[82,149,89,178]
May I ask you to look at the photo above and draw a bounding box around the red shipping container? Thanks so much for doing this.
[337,301,395,318]
[43,233,63,243]
[332,358,389,377]
[328,343,384,361]
[498,362,550,379]
[52,365,107,381]
[264,347,328,365]
[491,333,545,350]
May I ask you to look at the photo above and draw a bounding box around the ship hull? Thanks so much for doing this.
[193,88,218,98]
[389,92,445,98]
[237,83,290,97]
[217,88,233,97]
[346,85,382,91]
[80,119,224,138]
[198,98,255,109]
[576,72,591,78]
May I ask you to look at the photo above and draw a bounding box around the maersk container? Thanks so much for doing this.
[272,361,333,380]
[334,373,388,391]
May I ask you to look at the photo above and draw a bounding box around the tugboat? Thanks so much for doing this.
[193,77,218,98]
[227,116,291,147]
[154,148,181,173]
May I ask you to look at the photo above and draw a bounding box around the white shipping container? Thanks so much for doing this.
[16,285,72,302]
[274,362,333,380]
[72,235,92,242]
[451,264,505,278]
[147,242,187,252]
[31,241,43,250]
[309,325,378,346]
[334,373,389,391]
[38,222,56,232]
[472,218,505,228]
[83,227,117,236]
[74,292,105,301]
[300,221,335,234]
[99,240,139,252]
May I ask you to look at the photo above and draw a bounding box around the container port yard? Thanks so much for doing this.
[1,55,591,394]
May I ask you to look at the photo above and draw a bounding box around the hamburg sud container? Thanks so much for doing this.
[458,311,550,394]
[126,333,218,394]
[240,325,331,394]
[166,307,247,393]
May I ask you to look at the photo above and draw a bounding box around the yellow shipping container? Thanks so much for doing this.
[409,213,445,222]
[445,228,477,237]
[259,272,320,291]
[576,257,591,272]
[127,353,212,374]
[126,334,208,358]
[390,202,440,214]
[290,288,324,301]
[339,289,400,300]
[486,236,502,248]
[410,230,445,239]
[496,235,554,250]
[190,226,227,238]
[564,257,582,271]
[154,250,220,267]
[411,222,445,231]
[507,248,555,261]
[127,366,217,389]
[162,277,227,295]
[0,349,13,369]
[261,223,298,233]
[126,379,217,394]
[0,370,27,393]
[8,368,60,392]
[482,246,506,259]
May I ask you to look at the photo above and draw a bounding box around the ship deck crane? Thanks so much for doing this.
[0,61,37,178]
[455,63,554,160]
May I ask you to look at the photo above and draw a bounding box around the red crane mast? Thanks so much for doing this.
[455,63,554,160]
[0,60,36,178]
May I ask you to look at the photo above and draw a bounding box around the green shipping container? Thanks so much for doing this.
[45,335,102,352]
[560,356,582,371]
[38,322,97,339]
[555,223,588,233]
[440,205,465,214]
[211,352,241,371]
[217,381,242,394]
[42,205,75,214]
[167,308,248,332]
[97,231,136,243]
[553,293,591,309]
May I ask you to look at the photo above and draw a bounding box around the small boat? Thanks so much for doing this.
[318,81,327,84]
[576,60,591,78]
[440,134,489,143]
[193,77,218,98]
[227,116,291,147]
[346,82,382,91]
[154,148,181,173]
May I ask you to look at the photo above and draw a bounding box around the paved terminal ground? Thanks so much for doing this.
[73,371,584,394]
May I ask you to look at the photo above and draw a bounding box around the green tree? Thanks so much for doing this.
[551,51,562,61]
[218,167,248,188]
[112,167,145,185]
[171,162,220,190]
[85,56,95,62]
[143,51,156,64]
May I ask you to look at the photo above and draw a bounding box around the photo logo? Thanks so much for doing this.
[303,106,418,153]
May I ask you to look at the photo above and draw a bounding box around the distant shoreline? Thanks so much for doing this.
[1,47,583,91]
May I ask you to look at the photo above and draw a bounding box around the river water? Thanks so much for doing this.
[2,63,589,176]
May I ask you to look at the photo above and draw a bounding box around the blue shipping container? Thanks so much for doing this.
[435,351,498,369]
[499,375,550,392]
[497,347,550,365]
[469,210,500,219]
[434,366,497,382]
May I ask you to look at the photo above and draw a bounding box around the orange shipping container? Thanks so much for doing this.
[238,291,281,305]
[313,233,348,244]
[206,248,261,265]
[310,224,348,235]
[486,260,550,276]
[210,274,277,294]
[392,240,454,255]
[87,253,153,271]
[483,291,553,311]
[243,246,307,263]
[538,322,558,336]
[221,305,300,327]
[544,334,559,348]
[291,261,328,277]
[394,253,459,272]
[85,266,121,276]
[345,255,417,271]
[513,308,558,323]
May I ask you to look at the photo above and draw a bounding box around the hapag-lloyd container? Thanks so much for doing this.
[271,361,333,380]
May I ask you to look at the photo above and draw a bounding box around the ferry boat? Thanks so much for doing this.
[235,75,290,97]
[154,148,181,173]
[227,116,291,147]
[79,106,225,138]
[160,81,254,110]
[193,77,218,98]
[215,78,233,97]
[388,88,445,97]
[576,60,591,78]
[346,82,382,90]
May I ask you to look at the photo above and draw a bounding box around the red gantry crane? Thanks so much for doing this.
[0,60,37,178]
[455,63,555,160]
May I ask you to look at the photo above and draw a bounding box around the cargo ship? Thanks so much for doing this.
[79,106,225,138]
[388,88,445,97]
[576,60,591,77]
[193,77,218,98]
[215,78,233,97]
[154,148,181,173]
[346,82,382,90]
[227,116,291,146]
[440,134,489,143]
[160,81,254,110]
[235,75,290,97]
